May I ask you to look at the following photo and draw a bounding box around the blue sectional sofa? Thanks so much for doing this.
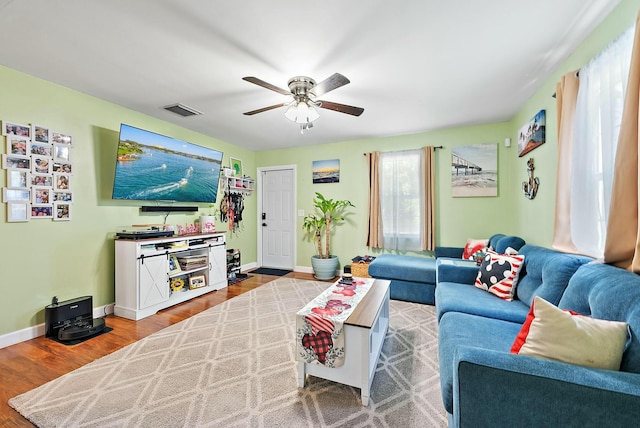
[367,234,524,305]
[436,245,640,427]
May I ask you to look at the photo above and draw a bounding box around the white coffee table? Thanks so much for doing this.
[297,279,390,406]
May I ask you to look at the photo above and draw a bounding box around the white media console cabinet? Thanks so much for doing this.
[114,233,227,320]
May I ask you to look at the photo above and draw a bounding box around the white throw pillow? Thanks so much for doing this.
[511,296,629,371]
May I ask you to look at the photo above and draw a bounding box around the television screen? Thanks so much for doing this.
[112,124,223,203]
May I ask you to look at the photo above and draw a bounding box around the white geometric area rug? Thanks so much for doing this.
[10,278,446,427]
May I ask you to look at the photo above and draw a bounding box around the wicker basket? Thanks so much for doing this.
[350,260,371,278]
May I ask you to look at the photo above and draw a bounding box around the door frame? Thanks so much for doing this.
[257,164,297,269]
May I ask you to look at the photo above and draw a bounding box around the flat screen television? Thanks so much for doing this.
[112,124,224,203]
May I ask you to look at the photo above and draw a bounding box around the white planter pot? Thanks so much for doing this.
[199,215,216,233]
[311,255,339,280]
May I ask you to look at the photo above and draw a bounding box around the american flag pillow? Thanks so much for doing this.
[474,250,525,300]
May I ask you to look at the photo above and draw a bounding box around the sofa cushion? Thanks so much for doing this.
[515,245,592,306]
[490,235,526,254]
[438,311,522,414]
[367,253,436,284]
[474,251,525,300]
[559,263,640,375]
[436,281,531,323]
[512,296,629,370]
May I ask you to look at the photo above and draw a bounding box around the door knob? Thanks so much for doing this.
[262,223,267,227]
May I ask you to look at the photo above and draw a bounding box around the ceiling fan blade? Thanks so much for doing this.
[317,100,364,117]
[242,76,291,96]
[243,102,288,115]
[311,73,350,97]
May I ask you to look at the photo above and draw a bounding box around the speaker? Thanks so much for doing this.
[140,206,198,213]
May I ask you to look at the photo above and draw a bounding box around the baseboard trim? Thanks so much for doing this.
[294,265,314,274]
[0,303,115,349]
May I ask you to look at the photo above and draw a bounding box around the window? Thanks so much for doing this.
[569,24,634,257]
[379,149,424,251]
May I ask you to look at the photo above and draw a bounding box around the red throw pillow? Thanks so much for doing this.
[462,238,489,260]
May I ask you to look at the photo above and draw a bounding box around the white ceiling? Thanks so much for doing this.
[0,0,620,151]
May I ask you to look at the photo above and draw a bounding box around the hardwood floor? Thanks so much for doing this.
[0,271,324,427]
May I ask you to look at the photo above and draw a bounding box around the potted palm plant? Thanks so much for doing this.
[302,192,355,280]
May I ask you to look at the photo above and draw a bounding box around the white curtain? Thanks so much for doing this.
[379,149,424,251]
[570,24,634,258]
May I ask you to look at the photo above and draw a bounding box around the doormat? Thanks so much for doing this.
[249,267,292,276]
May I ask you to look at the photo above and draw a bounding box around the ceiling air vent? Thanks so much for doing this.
[163,103,203,117]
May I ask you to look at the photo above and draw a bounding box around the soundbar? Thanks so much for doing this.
[140,206,198,213]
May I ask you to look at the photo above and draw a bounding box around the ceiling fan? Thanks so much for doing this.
[242,73,364,133]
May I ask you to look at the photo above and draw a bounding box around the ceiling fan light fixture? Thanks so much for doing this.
[284,101,319,124]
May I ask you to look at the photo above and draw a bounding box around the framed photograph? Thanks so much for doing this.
[33,125,49,143]
[6,169,29,188]
[30,141,53,157]
[7,202,29,222]
[2,188,30,202]
[189,274,207,289]
[2,154,31,170]
[451,143,498,197]
[32,187,51,204]
[52,190,73,203]
[6,135,29,155]
[230,157,243,177]
[53,202,71,221]
[52,161,72,174]
[32,156,51,174]
[2,121,31,138]
[31,173,52,187]
[518,109,546,157]
[312,159,340,184]
[51,131,72,146]
[53,143,71,161]
[31,204,53,219]
[54,173,71,190]
[168,254,182,273]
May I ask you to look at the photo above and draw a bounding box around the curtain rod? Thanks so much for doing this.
[362,146,443,156]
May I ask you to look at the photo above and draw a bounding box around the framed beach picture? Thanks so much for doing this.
[312,159,340,184]
[451,143,498,197]
[518,109,546,157]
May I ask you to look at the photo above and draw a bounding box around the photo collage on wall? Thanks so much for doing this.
[1,120,73,222]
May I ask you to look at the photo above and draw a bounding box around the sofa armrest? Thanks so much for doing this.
[435,246,464,259]
[452,346,640,428]
[436,259,479,285]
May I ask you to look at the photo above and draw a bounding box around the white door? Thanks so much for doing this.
[261,168,295,269]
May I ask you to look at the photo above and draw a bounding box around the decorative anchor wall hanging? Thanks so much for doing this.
[522,157,540,199]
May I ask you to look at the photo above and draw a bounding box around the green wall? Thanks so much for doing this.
[1,0,638,338]
[256,122,515,269]
[508,0,639,247]
[0,65,256,336]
